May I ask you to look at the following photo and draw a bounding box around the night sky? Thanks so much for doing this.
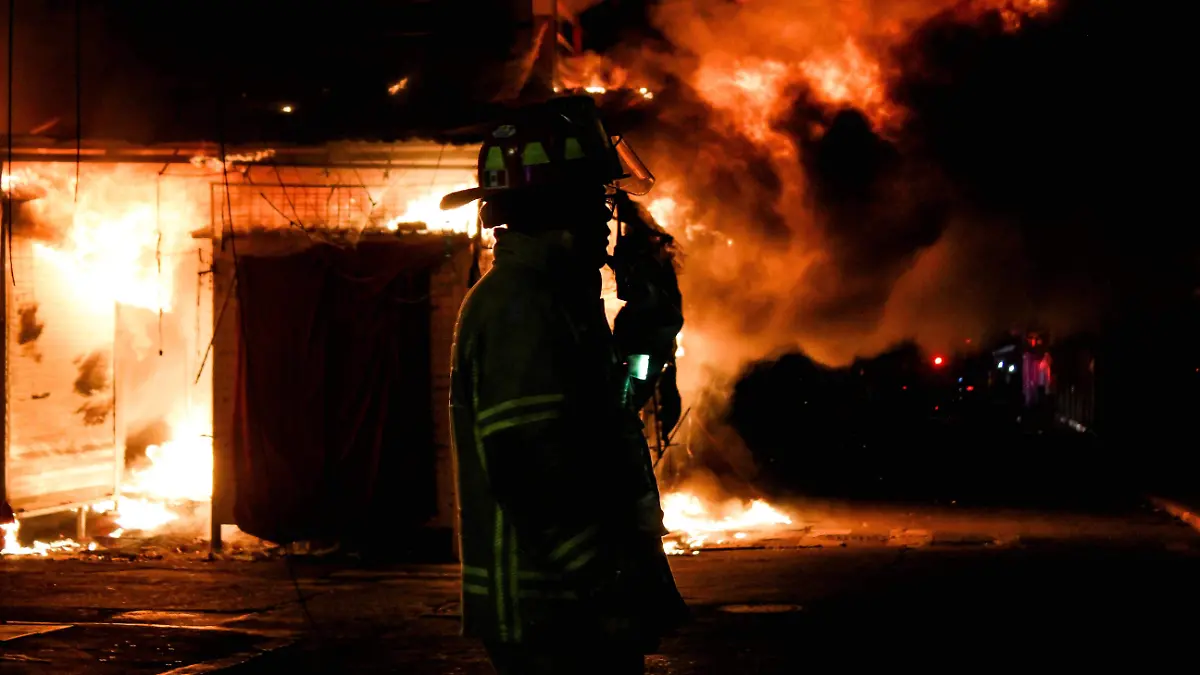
[1,1,531,144]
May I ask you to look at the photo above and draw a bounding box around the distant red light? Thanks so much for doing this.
[933,356,944,366]
[966,385,975,392]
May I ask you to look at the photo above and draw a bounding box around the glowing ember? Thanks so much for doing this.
[661,492,793,555]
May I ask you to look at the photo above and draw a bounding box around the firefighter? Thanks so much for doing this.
[441,95,687,674]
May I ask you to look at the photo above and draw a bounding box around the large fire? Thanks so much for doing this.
[2,162,792,558]
[0,161,479,557]
[5,0,1056,557]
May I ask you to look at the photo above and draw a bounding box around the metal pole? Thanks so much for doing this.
[1,198,8,514]
[113,303,125,508]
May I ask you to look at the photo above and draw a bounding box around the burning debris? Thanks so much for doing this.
[660,492,794,555]
[1,520,85,557]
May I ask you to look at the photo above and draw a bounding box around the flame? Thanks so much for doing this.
[32,205,172,312]
[695,57,795,150]
[661,492,793,555]
[0,164,212,553]
[799,39,897,127]
[559,52,656,99]
[109,409,214,533]
[189,149,276,173]
[1,165,498,556]
[385,183,479,236]
[1,520,83,557]
[640,183,715,243]
[14,164,200,314]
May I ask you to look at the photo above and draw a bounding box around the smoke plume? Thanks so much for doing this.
[585,0,1189,386]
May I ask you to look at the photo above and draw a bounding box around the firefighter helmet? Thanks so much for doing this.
[440,95,654,211]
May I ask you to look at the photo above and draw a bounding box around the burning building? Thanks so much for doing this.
[2,141,482,555]
[0,0,800,559]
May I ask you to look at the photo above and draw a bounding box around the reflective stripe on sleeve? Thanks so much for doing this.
[478,410,561,439]
[477,394,565,424]
[563,548,599,573]
[547,524,600,571]
[462,565,490,579]
[476,394,566,440]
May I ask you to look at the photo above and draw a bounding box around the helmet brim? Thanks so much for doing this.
[440,176,610,212]
[439,187,495,211]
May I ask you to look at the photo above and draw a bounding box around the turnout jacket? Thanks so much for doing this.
[449,229,685,647]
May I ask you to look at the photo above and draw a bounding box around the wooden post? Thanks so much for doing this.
[113,304,126,509]
[210,248,239,556]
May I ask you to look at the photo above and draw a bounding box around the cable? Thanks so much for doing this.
[5,0,15,285]
[270,164,309,234]
[155,165,167,356]
[73,0,81,204]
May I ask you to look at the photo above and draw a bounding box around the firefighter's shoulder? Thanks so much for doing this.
[458,265,553,335]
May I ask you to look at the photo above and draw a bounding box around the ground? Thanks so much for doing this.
[4,499,1199,674]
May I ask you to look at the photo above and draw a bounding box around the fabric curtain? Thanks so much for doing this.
[232,240,444,545]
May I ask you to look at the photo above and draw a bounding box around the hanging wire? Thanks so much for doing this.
[215,54,320,635]
[73,0,81,204]
[155,164,168,356]
[5,0,16,285]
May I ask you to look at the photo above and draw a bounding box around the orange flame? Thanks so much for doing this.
[2,165,490,554]
[385,183,479,235]
[661,492,794,555]
[800,39,898,127]
[695,57,795,151]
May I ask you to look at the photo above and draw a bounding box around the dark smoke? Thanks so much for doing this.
[603,0,1192,369]
[77,399,113,427]
[73,351,110,398]
[17,303,44,345]
[17,303,45,363]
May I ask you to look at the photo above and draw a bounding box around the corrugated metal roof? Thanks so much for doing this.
[2,140,481,169]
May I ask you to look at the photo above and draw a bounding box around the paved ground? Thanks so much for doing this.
[4,500,1200,673]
